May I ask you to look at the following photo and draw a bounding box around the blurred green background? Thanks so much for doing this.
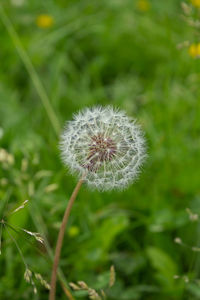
[0,0,200,299]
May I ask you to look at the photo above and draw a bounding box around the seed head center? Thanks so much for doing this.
[84,134,117,172]
[89,134,117,162]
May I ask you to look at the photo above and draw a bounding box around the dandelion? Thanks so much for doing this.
[36,14,54,29]
[188,43,200,58]
[49,106,146,300]
[60,106,146,191]
[137,0,150,12]
[68,225,80,237]
[191,0,200,8]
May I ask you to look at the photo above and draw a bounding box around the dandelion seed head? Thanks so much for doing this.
[60,106,146,191]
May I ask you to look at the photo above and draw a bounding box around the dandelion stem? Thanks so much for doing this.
[49,177,84,300]
[29,201,74,299]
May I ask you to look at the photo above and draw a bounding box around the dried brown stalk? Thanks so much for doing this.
[49,177,84,300]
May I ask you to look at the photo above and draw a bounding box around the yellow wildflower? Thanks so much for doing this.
[137,0,150,12]
[36,14,54,29]
[188,43,200,58]
[189,44,197,58]
[191,0,200,8]
[197,43,200,54]
[68,226,80,237]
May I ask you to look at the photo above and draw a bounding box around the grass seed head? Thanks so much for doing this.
[109,265,116,287]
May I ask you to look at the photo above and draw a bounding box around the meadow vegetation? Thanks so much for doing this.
[0,0,200,299]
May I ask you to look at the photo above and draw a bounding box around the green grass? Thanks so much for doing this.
[0,0,200,299]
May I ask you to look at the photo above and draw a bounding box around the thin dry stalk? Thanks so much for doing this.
[61,281,75,300]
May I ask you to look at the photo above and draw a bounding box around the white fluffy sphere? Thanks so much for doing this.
[60,106,146,191]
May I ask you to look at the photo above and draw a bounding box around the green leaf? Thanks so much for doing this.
[146,246,177,288]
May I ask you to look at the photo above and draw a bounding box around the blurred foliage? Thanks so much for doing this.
[0,0,200,299]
